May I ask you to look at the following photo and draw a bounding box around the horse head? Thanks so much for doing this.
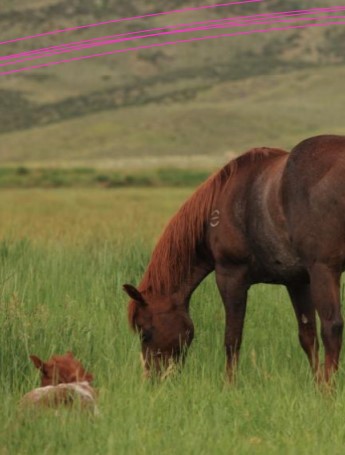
[29,352,93,386]
[124,284,194,377]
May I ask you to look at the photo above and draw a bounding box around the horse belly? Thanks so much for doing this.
[248,235,305,284]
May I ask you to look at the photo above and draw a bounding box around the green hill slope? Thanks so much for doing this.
[0,65,344,165]
[0,0,344,164]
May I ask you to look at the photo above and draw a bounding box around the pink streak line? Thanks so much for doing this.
[1,20,343,77]
[3,12,345,69]
[3,6,345,63]
[0,0,262,46]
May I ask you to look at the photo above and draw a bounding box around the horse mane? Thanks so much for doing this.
[127,147,287,330]
[138,164,231,296]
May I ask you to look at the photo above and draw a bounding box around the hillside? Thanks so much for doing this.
[0,0,344,165]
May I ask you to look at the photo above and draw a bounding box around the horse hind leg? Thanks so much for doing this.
[287,283,319,375]
[309,263,343,383]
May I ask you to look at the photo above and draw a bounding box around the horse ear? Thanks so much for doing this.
[29,355,44,370]
[123,284,146,306]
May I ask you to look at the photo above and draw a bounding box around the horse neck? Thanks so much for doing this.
[140,165,225,305]
[141,250,213,310]
[174,256,214,308]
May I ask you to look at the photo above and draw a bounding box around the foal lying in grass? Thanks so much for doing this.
[21,352,98,413]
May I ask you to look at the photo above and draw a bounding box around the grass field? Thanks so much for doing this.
[2,187,345,455]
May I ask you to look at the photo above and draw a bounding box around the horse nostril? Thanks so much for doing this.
[141,329,153,344]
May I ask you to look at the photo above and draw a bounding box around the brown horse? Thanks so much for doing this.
[124,134,345,382]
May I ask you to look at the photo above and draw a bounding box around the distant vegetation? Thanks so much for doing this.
[0,166,211,188]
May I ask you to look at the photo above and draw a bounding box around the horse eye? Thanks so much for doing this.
[141,329,153,344]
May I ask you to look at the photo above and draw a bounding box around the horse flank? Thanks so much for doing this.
[136,147,286,300]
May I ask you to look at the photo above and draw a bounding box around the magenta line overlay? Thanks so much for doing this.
[0,0,262,46]
[0,7,345,67]
[2,13,344,69]
[1,20,344,77]
[3,6,345,63]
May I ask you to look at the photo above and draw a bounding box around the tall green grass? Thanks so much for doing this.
[1,188,345,454]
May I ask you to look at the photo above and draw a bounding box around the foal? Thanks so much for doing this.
[21,352,97,412]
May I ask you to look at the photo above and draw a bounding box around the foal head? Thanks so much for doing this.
[124,284,194,377]
[29,352,93,386]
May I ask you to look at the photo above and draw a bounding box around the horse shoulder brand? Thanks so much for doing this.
[210,209,220,227]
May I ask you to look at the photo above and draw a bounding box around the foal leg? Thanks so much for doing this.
[309,263,343,382]
[287,283,319,375]
[215,266,249,382]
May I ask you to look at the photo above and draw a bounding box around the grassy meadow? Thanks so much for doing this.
[1,188,345,455]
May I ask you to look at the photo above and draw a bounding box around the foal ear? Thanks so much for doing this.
[123,284,146,306]
[29,355,44,370]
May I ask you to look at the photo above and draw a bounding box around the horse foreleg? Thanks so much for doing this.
[215,266,249,382]
[287,283,319,375]
[309,263,343,383]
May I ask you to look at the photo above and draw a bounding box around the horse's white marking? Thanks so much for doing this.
[21,381,98,414]
[210,209,220,227]
[301,314,308,324]
[70,382,95,402]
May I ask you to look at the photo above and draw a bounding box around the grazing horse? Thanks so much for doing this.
[124,135,345,382]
